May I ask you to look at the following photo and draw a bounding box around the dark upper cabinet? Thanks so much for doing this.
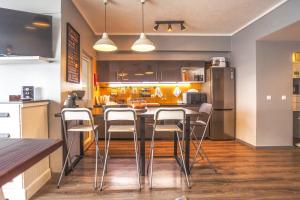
[97,61,119,82]
[118,61,158,82]
[158,61,182,82]
[97,61,183,82]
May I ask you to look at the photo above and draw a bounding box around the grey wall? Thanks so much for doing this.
[231,0,300,146]
[256,41,300,146]
[97,35,231,61]
[61,0,97,101]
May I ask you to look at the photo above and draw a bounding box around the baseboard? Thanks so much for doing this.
[236,139,294,149]
[25,168,51,200]
[236,138,256,149]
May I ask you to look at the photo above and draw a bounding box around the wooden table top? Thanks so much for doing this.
[92,106,199,118]
[0,138,62,187]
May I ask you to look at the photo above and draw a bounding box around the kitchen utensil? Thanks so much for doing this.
[154,87,163,98]
[173,86,182,97]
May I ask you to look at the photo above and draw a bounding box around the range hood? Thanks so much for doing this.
[0,56,54,64]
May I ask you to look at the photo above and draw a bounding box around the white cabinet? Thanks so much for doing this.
[0,101,50,200]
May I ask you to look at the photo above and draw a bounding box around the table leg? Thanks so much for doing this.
[174,131,177,157]
[0,187,5,200]
[79,121,84,157]
[185,116,191,174]
[139,116,145,176]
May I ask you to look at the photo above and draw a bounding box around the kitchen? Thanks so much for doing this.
[0,0,300,200]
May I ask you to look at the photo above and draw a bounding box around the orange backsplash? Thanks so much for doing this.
[94,83,202,105]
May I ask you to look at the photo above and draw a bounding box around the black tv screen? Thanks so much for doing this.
[0,8,53,57]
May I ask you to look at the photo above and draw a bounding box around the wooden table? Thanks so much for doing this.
[93,107,199,176]
[0,138,62,200]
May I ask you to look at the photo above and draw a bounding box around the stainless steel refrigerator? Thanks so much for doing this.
[203,67,235,140]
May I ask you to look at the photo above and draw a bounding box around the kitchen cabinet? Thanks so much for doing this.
[117,61,158,82]
[97,61,185,82]
[293,111,300,138]
[157,61,182,82]
[0,101,50,200]
[97,61,118,82]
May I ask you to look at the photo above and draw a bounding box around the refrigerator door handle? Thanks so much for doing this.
[213,108,234,111]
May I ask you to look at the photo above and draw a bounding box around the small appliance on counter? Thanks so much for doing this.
[182,92,207,105]
[63,93,77,108]
[21,86,34,101]
[63,90,86,108]
[211,57,226,67]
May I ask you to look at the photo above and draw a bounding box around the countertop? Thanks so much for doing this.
[94,103,201,108]
[0,100,49,104]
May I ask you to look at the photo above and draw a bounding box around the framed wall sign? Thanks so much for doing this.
[66,23,80,83]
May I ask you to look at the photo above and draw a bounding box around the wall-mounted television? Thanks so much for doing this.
[0,8,53,57]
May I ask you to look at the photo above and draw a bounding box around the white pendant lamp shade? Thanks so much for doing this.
[93,0,117,52]
[131,33,155,52]
[132,0,155,52]
[93,32,117,52]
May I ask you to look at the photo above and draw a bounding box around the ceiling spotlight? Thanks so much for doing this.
[153,24,159,31]
[180,23,186,31]
[167,24,172,32]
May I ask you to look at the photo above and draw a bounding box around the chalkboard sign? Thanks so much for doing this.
[66,23,80,83]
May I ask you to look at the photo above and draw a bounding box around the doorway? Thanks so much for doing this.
[81,53,93,107]
[81,53,94,149]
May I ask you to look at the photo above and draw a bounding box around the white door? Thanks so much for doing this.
[81,54,93,107]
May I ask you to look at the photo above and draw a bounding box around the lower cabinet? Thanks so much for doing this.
[293,111,300,138]
[0,102,50,200]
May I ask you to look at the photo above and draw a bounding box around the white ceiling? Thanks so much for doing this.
[0,0,61,14]
[261,21,300,41]
[72,0,287,36]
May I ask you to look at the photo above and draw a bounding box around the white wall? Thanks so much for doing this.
[256,41,300,147]
[97,35,231,61]
[231,0,300,146]
[0,1,63,171]
[0,0,97,172]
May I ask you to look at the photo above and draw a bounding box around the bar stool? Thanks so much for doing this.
[189,103,217,173]
[57,108,101,190]
[100,108,141,190]
[148,108,190,189]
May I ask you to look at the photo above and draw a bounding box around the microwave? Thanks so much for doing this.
[183,92,207,105]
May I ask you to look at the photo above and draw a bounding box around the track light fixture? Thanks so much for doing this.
[153,20,186,32]
[153,24,159,31]
[180,22,186,31]
[167,24,172,32]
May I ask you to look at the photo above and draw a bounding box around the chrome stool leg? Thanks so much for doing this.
[176,131,191,188]
[94,130,99,190]
[57,136,74,188]
[133,130,141,189]
[100,131,111,191]
[200,147,217,173]
[149,130,155,189]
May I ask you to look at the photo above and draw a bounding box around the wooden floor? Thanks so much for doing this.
[32,140,300,200]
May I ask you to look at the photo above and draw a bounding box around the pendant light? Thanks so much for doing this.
[93,0,117,52]
[131,0,155,52]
